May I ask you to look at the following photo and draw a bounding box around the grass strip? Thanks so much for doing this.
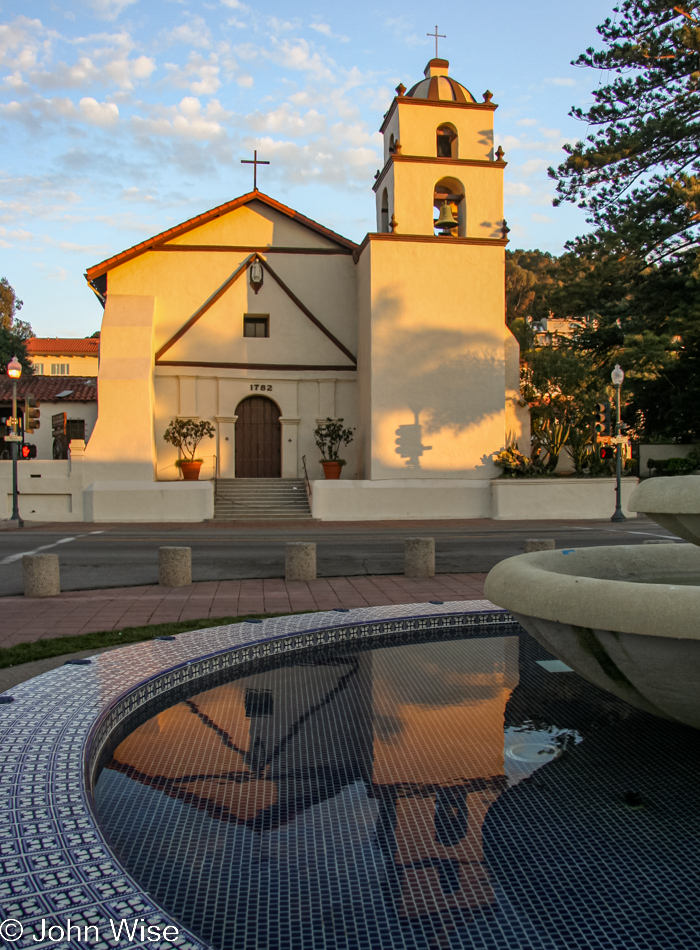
[0,611,310,670]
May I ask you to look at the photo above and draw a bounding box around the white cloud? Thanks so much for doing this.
[270,39,335,81]
[531,212,553,223]
[1,92,119,128]
[101,53,156,89]
[165,53,220,95]
[220,0,248,7]
[310,23,349,42]
[0,17,44,70]
[160,16,212,49]
[131,96,228,140]
[79,96,119,125]
[517,118,537,127]
[518,158,553,176]
[544,77,576,87]
[120,186,156,202]
[0,225,34,247]
[505,182,532,197]
[246,105,326,138]
[266,17,299,34]
[85,0,139,20]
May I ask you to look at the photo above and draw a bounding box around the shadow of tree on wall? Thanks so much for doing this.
[372,286,506,476]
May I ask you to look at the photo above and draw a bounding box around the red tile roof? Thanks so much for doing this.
[0,376,97,402]
[27,338,99,356]
[85,190,358,280]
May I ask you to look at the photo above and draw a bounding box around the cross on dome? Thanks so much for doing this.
[427,25,446,58]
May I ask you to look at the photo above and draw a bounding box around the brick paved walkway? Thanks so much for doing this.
[0,573,488,649]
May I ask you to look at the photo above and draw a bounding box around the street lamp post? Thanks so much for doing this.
[6,355,23,527]
[611,363,625,523]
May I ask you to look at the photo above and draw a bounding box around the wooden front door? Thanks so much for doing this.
[235,396,282,477]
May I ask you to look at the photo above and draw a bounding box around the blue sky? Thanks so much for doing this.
[0,0,615,337]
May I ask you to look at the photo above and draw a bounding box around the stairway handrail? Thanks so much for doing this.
[301,455,312,503]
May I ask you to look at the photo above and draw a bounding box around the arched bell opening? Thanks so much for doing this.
[380,188,390,233]
[436,123,458,159]
[433,176,466,237]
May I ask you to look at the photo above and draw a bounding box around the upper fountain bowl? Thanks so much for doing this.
[485,474,700,729]
[628,473,700,544]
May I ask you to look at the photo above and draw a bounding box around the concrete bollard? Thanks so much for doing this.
[286,542,316,582]
[404,538,435,578]
[23,554,60,598]
[159,547,192,587]
[525,539,556,553]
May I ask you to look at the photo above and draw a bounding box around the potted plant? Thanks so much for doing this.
[163,418,215,480]
[313,418,355,479]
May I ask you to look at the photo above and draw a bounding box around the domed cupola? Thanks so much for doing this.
[405,59,476,104]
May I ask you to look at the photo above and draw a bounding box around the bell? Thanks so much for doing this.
[434,200,458,233]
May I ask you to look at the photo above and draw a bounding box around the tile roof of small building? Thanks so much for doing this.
[27,337,100,356]
[0,375,97,402]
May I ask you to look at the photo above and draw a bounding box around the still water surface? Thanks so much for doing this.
[95,627,700,950]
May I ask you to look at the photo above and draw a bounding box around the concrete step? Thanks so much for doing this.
[213,478,311,520]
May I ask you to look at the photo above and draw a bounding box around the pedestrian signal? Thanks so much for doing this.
[20,444,37,459]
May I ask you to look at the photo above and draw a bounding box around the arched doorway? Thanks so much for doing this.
[235,396,281,477]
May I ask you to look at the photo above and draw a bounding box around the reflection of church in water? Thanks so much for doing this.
[85,57,527,520]
[96,635,546,947]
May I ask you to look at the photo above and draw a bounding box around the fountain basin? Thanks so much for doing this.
[628,473,700,544]
[484,543,700,728]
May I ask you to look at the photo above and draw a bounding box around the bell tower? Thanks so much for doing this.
[356,58,527,489]
[374,59,506,239]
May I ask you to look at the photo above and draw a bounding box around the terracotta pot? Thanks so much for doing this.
[179,459,203,481]
[321,460,343,480]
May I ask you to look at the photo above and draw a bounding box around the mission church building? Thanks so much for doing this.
[80,57,527,521]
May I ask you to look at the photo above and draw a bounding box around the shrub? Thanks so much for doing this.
[163,418,215,461]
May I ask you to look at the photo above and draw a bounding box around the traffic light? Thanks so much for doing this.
[20,443,37,459]
[24,393,40,432]
[599,444,614,461]
[594,400,611,437]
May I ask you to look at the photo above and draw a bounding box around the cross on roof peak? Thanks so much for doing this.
[241,149,270,191]
[427,25,446,59]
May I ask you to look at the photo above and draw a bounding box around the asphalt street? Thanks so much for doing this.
[0,516,677,596]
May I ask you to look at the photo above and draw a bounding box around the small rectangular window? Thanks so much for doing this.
[51,363,69,375]
[34,364,44,375]
[243,315,269,338]
[66,419,85,442]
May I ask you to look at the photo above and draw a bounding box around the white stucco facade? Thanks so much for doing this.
[3,58,552,523]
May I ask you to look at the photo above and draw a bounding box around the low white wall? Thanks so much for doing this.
[311,479,493,520]
[84,480,213,522]
[490,478,639,520]
[1,458,214,523]
[1,460,84,521]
